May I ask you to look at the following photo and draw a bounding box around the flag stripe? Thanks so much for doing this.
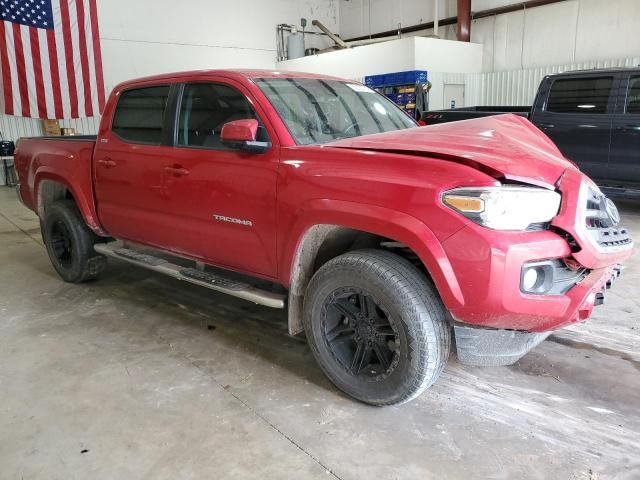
[38,28,55,118]
[12,23,30,117]
[83,0,98,115]
[59,0,79,118]
[88,0,104,111]
[0,20,14,115]
[4,22,20,116]
[67,0,85,117]
[74,0,92,117]
[20,25,39,119]
[29,27,47,118]
[51,0,72,119]
[45,28,64,119]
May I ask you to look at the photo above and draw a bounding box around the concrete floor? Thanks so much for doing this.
[0,187,638,480]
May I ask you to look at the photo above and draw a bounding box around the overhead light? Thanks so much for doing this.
[577,104,596,109]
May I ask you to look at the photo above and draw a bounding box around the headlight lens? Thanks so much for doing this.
[442,186,562,230]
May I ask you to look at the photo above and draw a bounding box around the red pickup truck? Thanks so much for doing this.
[14,70,633,405]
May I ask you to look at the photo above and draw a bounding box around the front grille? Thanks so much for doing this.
[549,260,589,294]
[585,188,632,249]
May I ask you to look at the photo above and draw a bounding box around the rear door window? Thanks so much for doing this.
[625,76,640,114]
[112,86,170,144]
[546,76,614,114]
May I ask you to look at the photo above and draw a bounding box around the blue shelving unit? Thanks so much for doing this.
[364,70,428,119]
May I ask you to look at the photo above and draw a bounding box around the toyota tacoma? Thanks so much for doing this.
[14,70,634,405]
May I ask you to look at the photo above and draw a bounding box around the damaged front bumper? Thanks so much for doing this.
[454,264,624,366]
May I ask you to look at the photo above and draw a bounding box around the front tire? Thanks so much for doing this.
[42,200,107,283]
[303,249,450,406]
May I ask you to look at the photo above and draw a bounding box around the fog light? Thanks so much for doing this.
[520,261,555,294]
[523,268,539,290]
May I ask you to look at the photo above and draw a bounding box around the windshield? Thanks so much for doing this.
[255,78,417,145]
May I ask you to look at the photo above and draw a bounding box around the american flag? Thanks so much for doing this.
[0,0,105,119]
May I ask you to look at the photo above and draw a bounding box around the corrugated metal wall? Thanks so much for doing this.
[462,56,640,107]
[0,114,101,142]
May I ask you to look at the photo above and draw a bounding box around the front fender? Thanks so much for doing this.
[281,198,465,311]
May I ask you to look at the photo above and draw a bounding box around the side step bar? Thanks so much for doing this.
[94,242,285,309]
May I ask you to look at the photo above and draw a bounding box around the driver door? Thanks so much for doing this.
[163,81,279,278]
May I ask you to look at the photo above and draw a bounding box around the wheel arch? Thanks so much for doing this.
[34,172,105,235]
[283,200,465,335]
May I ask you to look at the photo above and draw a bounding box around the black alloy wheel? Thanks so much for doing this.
[323,289,400,379]
[49,219,74,267]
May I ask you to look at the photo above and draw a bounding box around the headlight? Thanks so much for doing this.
[442,186,561,230]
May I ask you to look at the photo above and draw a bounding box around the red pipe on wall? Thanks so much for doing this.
[457,0,471,42]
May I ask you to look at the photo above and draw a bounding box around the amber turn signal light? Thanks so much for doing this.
[442,195,485,213]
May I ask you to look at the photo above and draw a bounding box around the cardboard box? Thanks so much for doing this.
[42,119,61,136]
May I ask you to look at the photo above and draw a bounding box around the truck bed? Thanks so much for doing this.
[14,135,102,233]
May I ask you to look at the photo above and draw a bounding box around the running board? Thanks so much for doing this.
[94,243,285,309]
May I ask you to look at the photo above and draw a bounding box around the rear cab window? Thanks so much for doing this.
[546,76,614,114]
[111,86,170,144]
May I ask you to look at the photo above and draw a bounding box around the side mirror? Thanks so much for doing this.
[220,119,271,154]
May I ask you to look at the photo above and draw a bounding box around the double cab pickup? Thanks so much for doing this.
[14,70,633,405]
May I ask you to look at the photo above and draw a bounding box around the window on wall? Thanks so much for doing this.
[112,86,170,144]
[626,76,640,114]
[178,83,269,149]
[546,77,614,114]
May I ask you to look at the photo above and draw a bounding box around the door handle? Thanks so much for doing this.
[537,123,555,129]
[97,159,116,168]
[164,165,190,177]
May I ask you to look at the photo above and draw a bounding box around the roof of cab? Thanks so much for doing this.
[547,66,640,77]
[114,69,351,90]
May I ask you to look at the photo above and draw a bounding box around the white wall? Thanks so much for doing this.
[1,0,339,141]
[463,55,640,108]
[339,0,640,72]
[277,37,483,79]
[277,37,482,110]
[98,0,339,88]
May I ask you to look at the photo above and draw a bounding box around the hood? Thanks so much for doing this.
[326,114,576,189]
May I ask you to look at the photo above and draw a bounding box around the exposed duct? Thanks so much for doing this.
[433,0,439,38]
[312,19,349,49]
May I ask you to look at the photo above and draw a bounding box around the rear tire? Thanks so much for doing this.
[303,249,450,406]
[42,200,107,283]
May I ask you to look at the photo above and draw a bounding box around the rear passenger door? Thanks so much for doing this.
[609,74,640,186]
[94,85,178,248]
[532,74,617,181]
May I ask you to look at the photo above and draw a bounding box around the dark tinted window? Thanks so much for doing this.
[112,86,170,144]
[546,76,613,114]
[177,83,268,149]
[626,76,640,114]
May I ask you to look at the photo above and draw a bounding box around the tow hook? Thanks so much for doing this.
[606,265,624,290]
[597,265,623,306]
